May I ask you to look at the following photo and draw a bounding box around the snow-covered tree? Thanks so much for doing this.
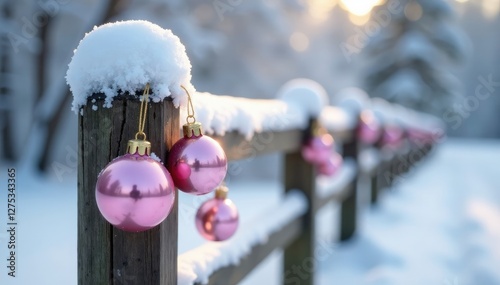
[0,0,300,174]
[363,0,469,113]
[0,0,15,161]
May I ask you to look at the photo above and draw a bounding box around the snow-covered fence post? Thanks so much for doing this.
[78,97,179,285]
[67,21,194,285]
[339,122,359,241]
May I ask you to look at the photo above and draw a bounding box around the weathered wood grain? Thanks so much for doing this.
[283,151,316,285]
[339,134,359,241]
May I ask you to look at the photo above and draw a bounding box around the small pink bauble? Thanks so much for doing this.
[195,187,239,241]
[96,147,175,232]
[318,152,343,176]
[407,128,426,143]
[168,122,227,195]
[422,130,437,144]
[381,125,403,147]
[358,110,381,145]
[301,134,334,164]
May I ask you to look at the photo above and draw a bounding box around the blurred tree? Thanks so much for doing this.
[363,0,468,114]
[1,0,301,174]
[0,0,366,177]
[35,0,123,172]
[0,0,15,161]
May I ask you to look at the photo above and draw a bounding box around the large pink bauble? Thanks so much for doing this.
[95,153,175,232]
[358,110,381,145]
[195,197,239,241]
[301,134,334,164]
[318,152,343,176]
[168,135,227,195]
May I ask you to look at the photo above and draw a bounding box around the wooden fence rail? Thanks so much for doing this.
[78,96,434,285]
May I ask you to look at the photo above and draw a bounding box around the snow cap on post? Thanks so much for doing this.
[277,78,328,118]
[66,20,193,113]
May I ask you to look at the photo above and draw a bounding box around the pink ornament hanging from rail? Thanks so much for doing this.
[357,110,381,145]
[318,152,343,176]
[301,133,334,165]
[195,185,239,241]
[167,87,227,195]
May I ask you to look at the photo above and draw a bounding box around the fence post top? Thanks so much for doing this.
[67,20,194,113]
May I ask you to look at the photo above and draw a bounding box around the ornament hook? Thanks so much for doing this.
[136,83,150,141]
[181,85,196,124]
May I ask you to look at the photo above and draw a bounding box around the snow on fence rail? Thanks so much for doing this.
[69,20,441,285]
[178,191,308,284]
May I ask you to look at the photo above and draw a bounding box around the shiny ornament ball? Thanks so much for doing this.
[301,134,334,164]
[95,153,175,232]
[407,128,428,143]
[358,110,381,145]
[318,152,343,176]
[381,125,404,147]
[168,123,227,195]
[195,195,239,241]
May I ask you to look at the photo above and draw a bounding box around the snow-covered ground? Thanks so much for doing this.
[0,139,499,285]
[317,139,500,285]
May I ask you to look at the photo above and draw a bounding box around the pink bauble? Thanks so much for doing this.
[407,128,426,143]
[422,130,437,144]
[358,110,380,145]
[95,153,175,232]
[195,196,239,241]
[168,134,227,195]
[301,134,334,164]
[318,152,343,176]
[382,125,403,147]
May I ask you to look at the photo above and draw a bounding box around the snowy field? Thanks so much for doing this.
[0,139,499,285]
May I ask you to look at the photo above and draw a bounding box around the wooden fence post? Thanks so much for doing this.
[370,170,379,204]
[78,96,180,285]
[339,131,358,241]
[283,143,316,284]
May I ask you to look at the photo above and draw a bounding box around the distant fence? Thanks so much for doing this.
[77,95,435,285]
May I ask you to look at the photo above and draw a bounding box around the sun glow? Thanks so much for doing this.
[339,0,385,16]
[308,0,338,21]
[482,0,500,19]
[289,32,310,52]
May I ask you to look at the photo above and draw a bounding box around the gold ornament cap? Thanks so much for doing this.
[311,120,326,137]
[127,139,151,156]
[183,122,203,138]
[215,185,228,199]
